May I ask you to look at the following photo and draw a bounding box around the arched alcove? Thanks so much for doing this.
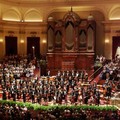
[3,9,20,21]
[109,7,120,20]
[24,9,42,22]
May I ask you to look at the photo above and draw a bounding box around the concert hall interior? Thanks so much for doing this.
[0,0,120,119]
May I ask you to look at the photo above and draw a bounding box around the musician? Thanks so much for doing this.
[31,90,35,103]
[88,92,95,105]
[83,89,90,104]
[106,83,112,99]
[62,71,66,77]
[22,89,26,103]
[47,70,50,77]
[95,90,100,105]
[57,71,61,77]
[71,70,75,77]
[12,91,16,101]
[2,89,7,100]
[76,71,79,78]
[37,94,41,104]
[105,72,111,83]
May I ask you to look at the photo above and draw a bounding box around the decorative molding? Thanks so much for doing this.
[7,31,15,36]
[29,31,38,37]
[41,31,47,34]
[0,0,119,7]
[8,31,14,34]
[0,20,47,28]
[19,30,26,34]
[115,30,120,33]
[0,30,4,33]
[47,52,95,55]
[104,30,111,33]
[30,31,37,34]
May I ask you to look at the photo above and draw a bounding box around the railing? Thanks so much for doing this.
[88,65,103,83]
[88,59,109,83]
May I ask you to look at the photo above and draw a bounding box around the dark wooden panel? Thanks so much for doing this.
[5,36,17,55]
[47,53,95,75]
[27,37,40,59]
[112,36,120,59]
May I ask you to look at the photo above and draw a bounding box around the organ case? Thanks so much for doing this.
[47,10,96,75]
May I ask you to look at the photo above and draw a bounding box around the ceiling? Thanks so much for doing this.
[0,0,120,8]
[0,0,120,22]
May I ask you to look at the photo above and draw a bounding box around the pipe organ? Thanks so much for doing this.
[47,10,96,75]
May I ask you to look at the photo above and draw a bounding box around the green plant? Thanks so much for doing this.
[0,100,118,112]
